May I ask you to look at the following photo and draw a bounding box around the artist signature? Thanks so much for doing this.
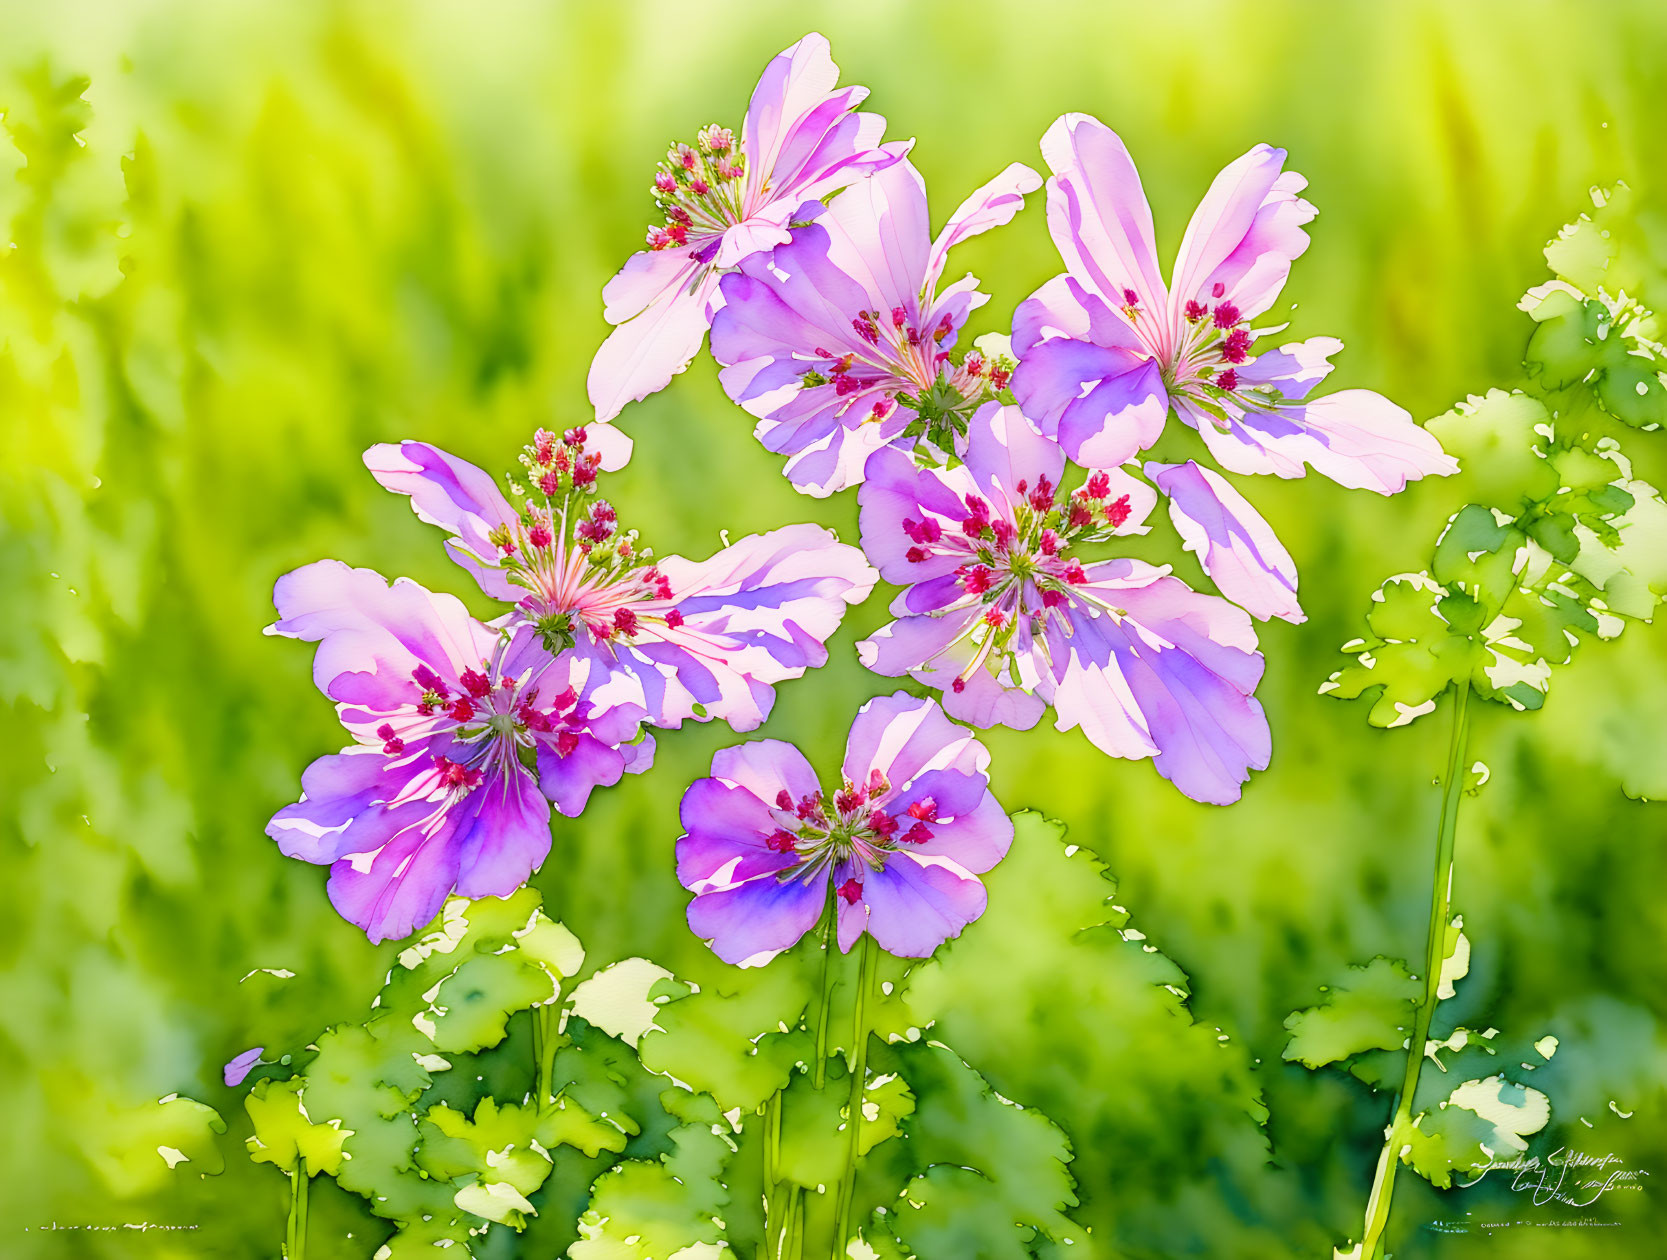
[1459,1147,1651,1208]
[23,1222,200,1232]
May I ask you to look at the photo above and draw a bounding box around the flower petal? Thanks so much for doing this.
[840,691,990,792]
[1169,145,1314,319]
[588,256,719,423]
[925,161,1042,291]
[267,561,496,713]
[1194,388,1458,494]
[451,769,553,900]
[363,442,519,600]
[1046,573,1270,804]
[686,870,826,966]
[860,853,988,957]
[1147,460,1303,622]
[1039,113,1168,312]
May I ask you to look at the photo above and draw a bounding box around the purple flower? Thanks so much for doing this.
[223,1047,264,1088]
[677,692,1012,963]
[365,429,876,734]
[588,33,909,423]
[265,561,651,943]
[856,404,1270,805]
[1011,113,1456,492]
[710,158,1040,495]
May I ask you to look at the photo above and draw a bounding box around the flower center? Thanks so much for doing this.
[489,429,684,652]
[767,774,940,886]
[646,124,748,249]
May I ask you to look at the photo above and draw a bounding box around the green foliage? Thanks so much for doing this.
[1282,958,1419,1070]
[1328,186,1667,729]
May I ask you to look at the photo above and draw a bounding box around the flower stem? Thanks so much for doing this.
[285,1158,310,1260]
[810,883,837,1090]
[762,1091,784,1256]
[831,933,878,1260]
[1357,680,1471,1259]
[533,1002,558,1107]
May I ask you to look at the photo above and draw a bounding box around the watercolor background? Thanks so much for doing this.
[3,1,1665,1255]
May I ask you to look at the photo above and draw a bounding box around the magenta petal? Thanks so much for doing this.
[709,738,820,807]
[857,613,969,679]
[451,770,552,900]
[1148,460,1303,622]
[841,691,989,792]
[588,260,719,424]
[861,854,988,957]
[326,810,465,946]
[1169,145,1314,319]
[686,871,826,965]
[1197,388,1458,493]
[363,442,519,600]
[267,561,496,713]
[223,1047,264,1088]
[743,33,843,180]
[677,776,800,889]
[926,161,1043,289]
[961,404,1065,508]
[267,749,422,864]
[1046,576,1271,804]
[1039,113,1168,312]
[1056,358,1168,468]
[903,793,1013,874]
[536,734,628,818]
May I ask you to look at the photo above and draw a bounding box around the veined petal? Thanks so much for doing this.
[326,808,466,946]
[686,869,826,966]
[1170,145,1314,319]
[840,691,989,792]
[451,768,553,900]
[1039,113,1168,313]
[676,773,803,889]
[742,33,845,184]
[1147,460,1303,622]
[961,403,1064,509]
[925,161,1042,291]
[1194,389,1458,494]
[1047,574,1270,804]
[364,442,519,600]
[267,561,497,711]
[588,261,719,424]
[535,734,628,818]
[860,853,988,957]
[709,738,821,809]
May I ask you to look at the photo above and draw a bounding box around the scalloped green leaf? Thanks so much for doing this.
[1283,959,1419,1071]
[243,1076,349,1176]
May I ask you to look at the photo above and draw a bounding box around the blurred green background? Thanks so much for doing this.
[4,0,1666,1255]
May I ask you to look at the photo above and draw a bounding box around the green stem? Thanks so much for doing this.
[1358,680,1471,1260]
[533,1003,557,1108]
[762,1091,783,1256]
[810,883,837,1090]
[285,1158,310,1260]
[831,933,878,1260]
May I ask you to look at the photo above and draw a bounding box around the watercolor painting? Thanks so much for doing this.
[4,3,1665,1257]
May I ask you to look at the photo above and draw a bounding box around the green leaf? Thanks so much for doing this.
[1282,958,1419,1071]
[567,1089,734,1260]
[1402,1075,1551,1189]
[637,949,816,1112]
[1424,390,1557,508]
[876,1042,1090,1258]
[243,1076,349,1176]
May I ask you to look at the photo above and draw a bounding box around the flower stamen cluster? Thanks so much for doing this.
[761,770,943,900]
[488,429,682,652]
[898,469,1136,687]
[647,125,748,249]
